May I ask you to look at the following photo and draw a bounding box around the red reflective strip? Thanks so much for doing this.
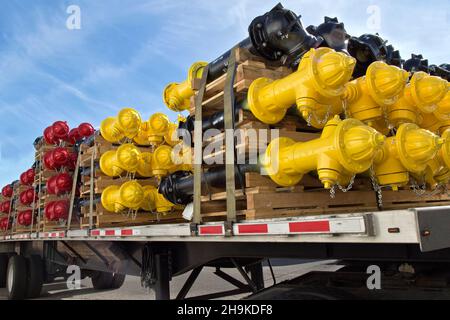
[199,226,223,235]
[59,232,65,237]
[91,230,100,236]
[238,224,268,234]
[289,221,330,233]
[105,230,116,236]
[121,229,133,236]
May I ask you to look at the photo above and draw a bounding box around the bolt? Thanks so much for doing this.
[422,230,431,237]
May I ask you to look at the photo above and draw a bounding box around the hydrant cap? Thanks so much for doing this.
[309,47,356,97]
[149,113,170,134]
[434,84,450,120]
[335,118,386,173]
[411,72,448,113]
[101,185,120,212]
[366,61,409,106]
[99,150,123,177]
[153,145,175,171]
[119,181,144,209]
[397,123,442,173]
[116,144,140,171]
[100,117,125,143]
[117,108,142,138]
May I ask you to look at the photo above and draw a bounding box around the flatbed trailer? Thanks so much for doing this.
[2,205,450,300]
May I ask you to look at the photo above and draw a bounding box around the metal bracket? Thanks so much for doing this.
[224,221,234,237]
[190,223,198,236]
[414,206,450,252]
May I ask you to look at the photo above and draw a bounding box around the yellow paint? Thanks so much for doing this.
[343,62,408,124]
[261,116,385,188]
[247,48,355,128]
[387,72,448,128]
[99,144,153,178]
[419,130,450,187]
[101,181,175,213]
[100,108,142,143]
[433,83,450,121]
[373,123,443,189]
[163,61,208,112]
[133,113,170,146]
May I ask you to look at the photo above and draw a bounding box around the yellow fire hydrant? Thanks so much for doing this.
[100,108,142,143]
[247,48,356,128]
[343,61,409,126]
[151,144,190,177]
[100,144,153,178]
[386,72,448,128]
[101,181,175,213]
[417,130,450,187]
[133,113,170,146]
[434,83,450,121]
[260,116,385,188]
[373,123,444,190]
[163,62,208,112]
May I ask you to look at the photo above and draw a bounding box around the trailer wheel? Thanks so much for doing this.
[91,271,125,290]
[0,253,9,288]
[111,273,126,289]
[6,255,28,300]
[26,255,44,299]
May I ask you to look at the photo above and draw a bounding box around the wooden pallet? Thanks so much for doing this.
[79,202,183,229]
[79,135,153,165]
[190,48,292,117]
[198,172,450,221]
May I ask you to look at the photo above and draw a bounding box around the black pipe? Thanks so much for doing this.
[206,3,322,82]
[430,63,450,81]
[307,17,350,53]
[403,54,430,74]
[403,54,450,81]
[179,102,244,134]
[348,34,402,78]
[159,164,259,205]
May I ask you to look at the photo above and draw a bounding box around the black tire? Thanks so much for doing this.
[91,271,126,290]
[26,255,44,299]
[0,253,9,288]
[111,273,126,289]
[6,255,28,300]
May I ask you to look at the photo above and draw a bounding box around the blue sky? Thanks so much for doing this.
[0,0,448,186]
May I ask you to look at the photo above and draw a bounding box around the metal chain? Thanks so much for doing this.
[329,185,336,199]
[306,105,332,127]
[342,99,350,119]
[337,175,356,193]
[329,175,356,199]
[369,166,383,207]
[410,177,444,197]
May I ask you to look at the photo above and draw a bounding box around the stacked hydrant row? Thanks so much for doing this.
[97,109,190,214]
[0,122,94,233]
